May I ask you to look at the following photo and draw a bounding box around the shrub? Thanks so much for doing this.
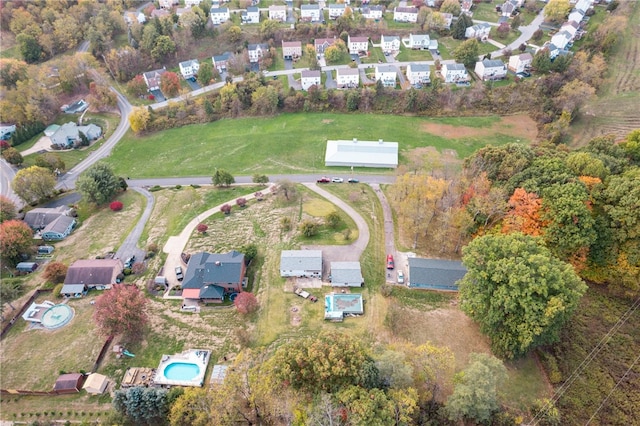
[221,204,231,214]
[123,268,132,275]
[148,94,155,100]
[196,223,208,234]
[236,197,247,207]
[234,292,259,314]
[110,201,123,211]
[149,185,162,192]
[190,184,200,188]
[174,185,182,189]
[380,284,394,297]
[325,211,341,229]
[131,262,146,275]
[53,283,64,298]
[147,242,158,253]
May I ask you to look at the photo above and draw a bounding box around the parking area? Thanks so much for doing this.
[149,89,166,102]
[185,77,200,91]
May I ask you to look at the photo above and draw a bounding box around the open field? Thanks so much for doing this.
[107,113,536,178]
[571,1,640,144]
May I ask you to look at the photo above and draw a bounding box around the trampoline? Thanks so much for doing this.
[40,304,74,329]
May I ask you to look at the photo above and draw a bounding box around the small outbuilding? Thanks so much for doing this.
[325,139,399,168]
[53,373,85,394]
[408,257,467,291]
[82,373,109,395]
[16,262,38,273]
[330,262,364,287]
[60,283,88,298]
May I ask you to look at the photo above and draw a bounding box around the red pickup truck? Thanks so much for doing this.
[317,177,331,183]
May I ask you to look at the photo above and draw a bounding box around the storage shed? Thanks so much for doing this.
[53,373,85,394]
[82,373,109,395]
[16,262,38,273]
[408,257,467,291]
[329,262,364,287]
[325,139,398,168]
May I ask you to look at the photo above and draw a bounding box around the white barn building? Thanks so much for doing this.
[325,139,399,168]
[280,250,323,278]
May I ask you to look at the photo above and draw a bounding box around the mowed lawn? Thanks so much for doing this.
[107,113,529,178]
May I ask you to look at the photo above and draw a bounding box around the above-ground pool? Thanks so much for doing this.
[163,362,200,381]
[325,293,364,321]
[40,304,74,329]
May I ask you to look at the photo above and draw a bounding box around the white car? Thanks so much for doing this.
[397,271,404,284]
[331,177,344,183]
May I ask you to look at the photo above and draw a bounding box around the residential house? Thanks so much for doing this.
[325,139,398,168]
[181,251,246,303]
[328,3,346,19]
[248,43,269,63]
[348,35,369,55]
[575,0,593,14]
[184,0,203,6]
[315,37,337,55]
[63,99,89,114]
[408,257,467,291]
[406,63,431,85]
[465,22,492,40]
[375,65,397,87]
[282,41,302,59]
[124,11,146,25]
[508,52,533,73]
[501,0,517,17]
[441,12,454,29]
[241,6,260,24]
[159,0,179,8]
[300,4,321,22]
[560,21,578,39]
[301,70,322,90]
[362,5,383,20]
[54,373,85,394]
[64,259,124,290]
[268,5,287,21]
[551,30,572,50]
[393,6,418,22]
[209,7,230,24]
[0,124,16,140]
[329,262,364,287]
[441,62,468,83]
[474,59,507,80]
[381,35,400,53]
[280,250,323,277]
[408,33,430,50]
[179,59,200,79]
[461,0,473,15]
[50,122,102,150]
[143,68,166,91]
[568,10,585,24]
[212,52,233,72]
[336,67,360,88]
[24,206,71,230]
[41,215,76,241]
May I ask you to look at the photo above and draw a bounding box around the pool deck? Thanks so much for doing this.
[153,349,211,387]
[324,293,364,321]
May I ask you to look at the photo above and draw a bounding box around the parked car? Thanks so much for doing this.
[317,176,331,183]
[124,256,135,268]
[331,177,344,183]
[175,266,184,281]
[397,271,404,284]
[386,254,394,269]
[516,71,531,78]
[348,178,359,183]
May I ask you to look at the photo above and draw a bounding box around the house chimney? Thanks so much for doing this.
[215,261,221,266]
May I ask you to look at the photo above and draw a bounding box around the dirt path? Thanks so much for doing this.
[371,183,397,283]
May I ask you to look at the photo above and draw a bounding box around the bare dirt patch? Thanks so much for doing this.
[419,114,538,140]
[322,119,334,124]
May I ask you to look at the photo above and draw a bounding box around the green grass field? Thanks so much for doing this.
[395,46,433,62]
[106,113,528,178]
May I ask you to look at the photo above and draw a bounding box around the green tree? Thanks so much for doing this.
[197,62,213,86]
[251,85,279,115]
[259,19,280,39]
[169,388,213,426]
[35,153,65,173]
[459,233,587,359]
[0,220,34,265]
[0,58,28,89]
[299,220,319,237]
[227,25,242,43]
[0,195,17,223]
[12,166,56,204]
[16,33,42,63]
[453,38,479,68]
[113,386,168,425]
[452,14,473,40]
[151,35,176,61]
[2,147,23,165]
[620,129,640,164]
[325,211,341,229]
[76,162,121,205]
[445,353,508,423]
[267,331,370,393]
[441,0,462,16]
[212,169,235,187]
[252,174,269,184]
[336,386,396,426]
[544,0,571,24]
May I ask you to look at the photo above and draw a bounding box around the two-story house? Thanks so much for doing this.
[406,63,431,85]
[301,70,322,90]
[465,22,492,40]
[212,52,233,72]
[181,251,246,304]
[336,67,360,88]
[268,5,287,21]
[508,52,533,73]
[441,62,468,83]
[179,59,200,80]
[282,41,302,60]
[143,68,166,91]
[408,33,430,50]
[393,6,418,23]
[362,5,384,20]
[241,6,260,24]
[300,4,321,22]
[248,43,269,63]
[210,7,230,24]
[375,65,397,87]
[381,35,400,53]
[328,3,346,19]
[474,59,507,81]
[347,35,368,55]
[315,37,337,56]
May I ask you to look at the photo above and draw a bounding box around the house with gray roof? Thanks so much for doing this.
[441,62,468,83]
[181,251,246,303]
[42,215,76,241]
[143,68,166,91]
[408,257,467,291]
[50,122,102,149]
[212,52,233,72]
[300,4,321,22]
[465,22,492,40]
[474,59,507,81]
[406,63,431,85]
[330,262,364,287]
[407,33,431,50]
[24,206,71,230]
[280,250,323,278]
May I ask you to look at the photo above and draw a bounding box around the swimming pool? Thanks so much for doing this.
[325,293,364,320]
[41,304,74,329]
[163,362,200,381]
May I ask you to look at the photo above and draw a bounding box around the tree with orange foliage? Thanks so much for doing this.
[502,188,544,236]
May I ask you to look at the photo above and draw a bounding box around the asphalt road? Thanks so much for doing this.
[0,158,22,210]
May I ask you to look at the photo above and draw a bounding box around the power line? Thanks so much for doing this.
[585,352,640,425]
[530,294,640,425]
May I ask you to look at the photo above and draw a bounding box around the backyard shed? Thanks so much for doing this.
[325,139,399,168]
[16,262,38,273]
[53,373,85,394]
[83,373,109,395]
[408,257,467,291]
[330,262,364,287]
[280,250,323,278]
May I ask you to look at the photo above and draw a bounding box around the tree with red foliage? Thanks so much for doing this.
[110,201,124,211]
[502,188,544,236]
[160,71,181,98]
[234,292,259,315]
[93,284,148,343]
[126,74,148,98]
[43,262,68,284]
[236,197,247,207]
[196,223,208,233]
[0,140,10,151]
[221,204,231,215]
[0,220,34,265]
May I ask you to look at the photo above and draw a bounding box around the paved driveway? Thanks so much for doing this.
[149,89,165,102]
[371,184,398,283]
[115,187,154,264]
[185,78,201,91]
[325,70,337,89]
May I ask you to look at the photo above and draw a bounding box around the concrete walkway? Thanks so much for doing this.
[161,183,275,298]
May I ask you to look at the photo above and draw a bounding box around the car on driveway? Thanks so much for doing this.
[124,256,135,269]
[331,177,344,183]
[175,266,184,281]
[348,178,359,183]
[317,177,331,183]
[516,71,531,78]
[397,271,404,284]
[386,254,394,269]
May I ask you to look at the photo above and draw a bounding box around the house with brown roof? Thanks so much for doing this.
[143,68,166,92]
[63,259,124,290]
[282,41,302,59]
[315,37,337,55]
